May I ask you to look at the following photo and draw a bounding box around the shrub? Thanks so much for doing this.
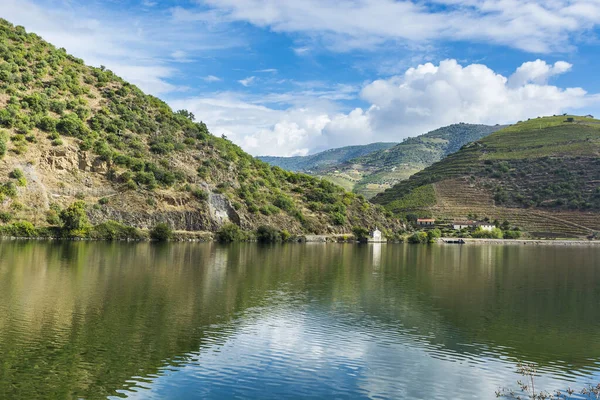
[472,227,503,239]
[0,211,12,223]
[150,223,172,241]
[92,221,144,240]
[192,187,209,201]
[6,221,37,237]
[216,223,242,242]
[256,225,281,243]
[9,168,24,180]
[46,209,61,225]
[352,226,369,241]
[0,137,6,158]
[273,194,294,212]
[98,197,109,205]
[0,182,18,197]
[427,228,442,243]
[408,231,429,244]
[59,201,89,232]
[503,230,522,239]
[56,113,86,137]
[330,212,346,226]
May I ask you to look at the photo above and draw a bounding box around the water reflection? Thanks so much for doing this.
[0,242,599,399]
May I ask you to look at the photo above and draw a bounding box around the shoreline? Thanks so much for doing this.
[439,237,600,246]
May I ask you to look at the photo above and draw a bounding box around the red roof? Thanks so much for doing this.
[417,219,435,222]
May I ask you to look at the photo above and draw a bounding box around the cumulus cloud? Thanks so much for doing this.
[173,59,597,156]
[508,60,572,87]
[201,0,600,53]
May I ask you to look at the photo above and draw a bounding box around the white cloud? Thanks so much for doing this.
[203,75,222,82]
[172,59,598,156]
[201,0,600,53]
[238,76,256,87]
[255,68,278,73]
[508,60,572,87]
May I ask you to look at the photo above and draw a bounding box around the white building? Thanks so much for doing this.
[452,221,495,231]
[371,227,382,241]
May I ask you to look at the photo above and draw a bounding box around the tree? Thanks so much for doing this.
[427,228,441,243]
[216,223,242,242]
[256,225,281,243]
[352,226,369,241]
[150,223,172,241]
[175,109,195,121]
[59,201,89,231]
[408,231,429,244]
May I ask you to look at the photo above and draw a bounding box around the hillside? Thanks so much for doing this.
[372,116,600,238]
[0,19,400,237]
[314,123,504,198]
[258,142,397,172]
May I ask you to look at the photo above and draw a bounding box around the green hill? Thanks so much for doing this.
[372,116,600,238]
[0,19,400,238]
[258,142,397,172]
[314,123,504,198]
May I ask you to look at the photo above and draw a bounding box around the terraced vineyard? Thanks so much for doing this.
[373,116,600,238]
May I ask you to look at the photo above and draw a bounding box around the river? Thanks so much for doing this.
[0,241,599,399]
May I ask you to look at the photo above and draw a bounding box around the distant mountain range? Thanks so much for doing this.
[260,123,504,198]
[258,142,398,172]
[372,115,600,238]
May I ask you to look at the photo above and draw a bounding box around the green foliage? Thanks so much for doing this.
[408,231,429,244]
[256,225,282,243]
[216,223,243,242]
[330,212,346,226]
[150,223,172,241]
[0,211,12,223]
[191,187,208,201]
[273,194,294,211]
[472,227,503,239]
[0,221,37,237]
[59,201,89,231]
[0,181,17,197]
[352,226,369,241]
[91,220,144,240]
[503,230,522,239]
[427,228,441,243]
[98,197,109,205]
[0,136,6,158]
[56,113,87,137]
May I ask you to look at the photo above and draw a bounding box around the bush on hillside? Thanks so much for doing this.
[256,225,282,243]
[150,223,172,241]
[216,223,242,242]
[408,231,429,244]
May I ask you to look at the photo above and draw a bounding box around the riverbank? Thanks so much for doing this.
[439,238,600,246]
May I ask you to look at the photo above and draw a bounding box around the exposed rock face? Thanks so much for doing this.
[88,208,216,231]
[208,193,240,227]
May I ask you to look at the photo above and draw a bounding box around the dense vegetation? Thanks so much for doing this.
[258,142,397,172]
[263,123,503,198]
[0,19,399,237]
[372,116,600,237]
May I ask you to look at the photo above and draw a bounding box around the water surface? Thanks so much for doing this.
[0,242,599,399]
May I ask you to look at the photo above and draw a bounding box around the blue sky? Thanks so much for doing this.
[3,0,600,156]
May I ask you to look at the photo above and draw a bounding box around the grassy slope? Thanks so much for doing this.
[315,123,504,198]
[0,19,400,235]
[258,142,397,172]
[372,116,600,237]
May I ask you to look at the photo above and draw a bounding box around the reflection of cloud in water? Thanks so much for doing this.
[116,303,597,400]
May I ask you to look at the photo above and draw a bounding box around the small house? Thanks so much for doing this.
[417,218,436,226]
[453,221,475,230]
[452,221,495,231]
[475,222,495,232]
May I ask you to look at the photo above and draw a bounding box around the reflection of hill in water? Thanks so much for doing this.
[0,242,598,398]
